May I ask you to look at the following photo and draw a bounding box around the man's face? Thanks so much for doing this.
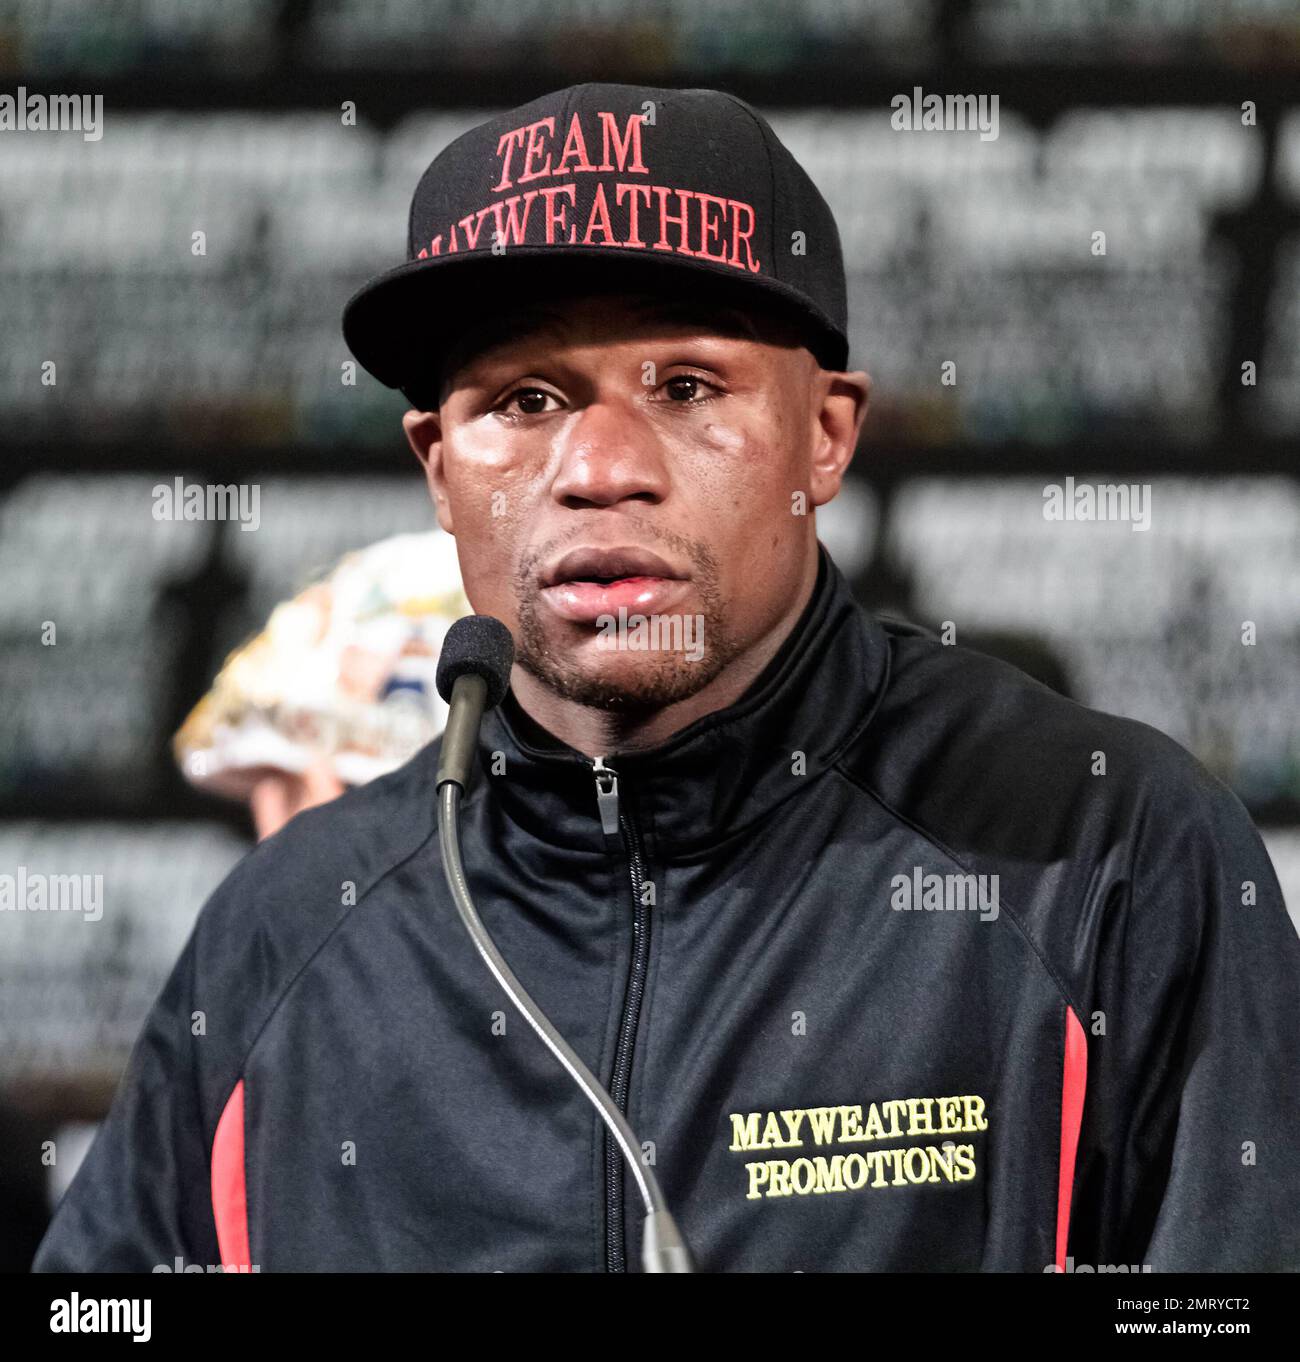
[404,289,866,714]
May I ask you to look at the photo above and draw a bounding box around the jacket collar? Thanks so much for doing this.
[473,545,890,860]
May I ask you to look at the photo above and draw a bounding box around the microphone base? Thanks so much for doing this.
[642,1209,694,1273]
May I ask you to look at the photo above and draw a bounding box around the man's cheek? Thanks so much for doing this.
[696,421,748,457]
[682,421,791,498]
[452,489,514,541]
[446,441,540,532]
[447,500,532,624]
[457,550,519,625]
[446,419,542,479]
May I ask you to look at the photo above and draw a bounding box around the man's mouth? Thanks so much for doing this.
[539,546,691,623]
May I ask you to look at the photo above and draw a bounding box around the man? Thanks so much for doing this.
[35,83,1300,1272]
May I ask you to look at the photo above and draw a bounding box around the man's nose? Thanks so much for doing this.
[550,399,670,509]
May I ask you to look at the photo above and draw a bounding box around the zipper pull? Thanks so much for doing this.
[592,756,620,836]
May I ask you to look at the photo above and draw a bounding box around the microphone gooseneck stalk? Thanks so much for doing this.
[434,635,693,1273]
[438,779,692,1272]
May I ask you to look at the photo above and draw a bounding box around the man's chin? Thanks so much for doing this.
[514,584,737,714]
[517,647,724,713]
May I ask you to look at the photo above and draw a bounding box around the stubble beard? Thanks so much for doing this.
[513,530,739,715]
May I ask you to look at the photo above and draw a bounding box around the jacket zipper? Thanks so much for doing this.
[592,756,650,1273]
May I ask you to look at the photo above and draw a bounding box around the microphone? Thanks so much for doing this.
[433,615,693,1273]
[435,614,515,791]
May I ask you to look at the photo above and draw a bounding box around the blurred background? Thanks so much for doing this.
[2,0,1299,1269]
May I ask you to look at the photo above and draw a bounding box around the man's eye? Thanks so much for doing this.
[500,387,557,416]
[661,375,712,402]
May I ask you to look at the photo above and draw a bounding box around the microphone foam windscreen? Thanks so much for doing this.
[436,615,515,709]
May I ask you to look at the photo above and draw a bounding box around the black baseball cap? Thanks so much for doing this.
[342,82,849,408]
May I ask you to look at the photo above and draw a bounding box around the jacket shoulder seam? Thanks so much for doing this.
[217,819,440,1096]
[829,761,1086,1023]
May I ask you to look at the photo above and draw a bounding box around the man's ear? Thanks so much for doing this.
[809,367,871,509]
[402,408,454,535]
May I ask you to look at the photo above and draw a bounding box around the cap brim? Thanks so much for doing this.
[342,247,848,406]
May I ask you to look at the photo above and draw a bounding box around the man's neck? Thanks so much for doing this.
[509,546,823,758]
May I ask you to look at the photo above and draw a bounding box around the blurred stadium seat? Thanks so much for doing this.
[0,822,246,1085]
[885,477,1300,808]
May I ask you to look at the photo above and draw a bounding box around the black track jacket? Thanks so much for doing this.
[33,549,1300,1272]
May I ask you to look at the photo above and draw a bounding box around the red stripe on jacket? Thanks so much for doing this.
[211,1079,252,1271]
[1054,1007,1088,1270]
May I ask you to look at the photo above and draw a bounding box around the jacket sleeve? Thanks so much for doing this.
[31,929,220,1272]
[1072,767,1300,1271]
